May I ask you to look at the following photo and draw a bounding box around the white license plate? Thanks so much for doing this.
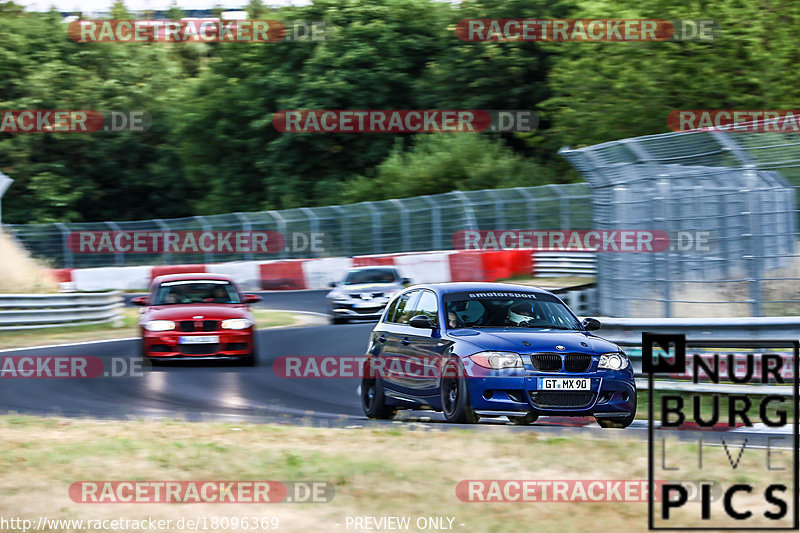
[179,336,219,345]
[354,302,382,309]
[537,378,590,390]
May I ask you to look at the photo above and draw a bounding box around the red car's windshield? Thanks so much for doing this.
[154,281,240,305]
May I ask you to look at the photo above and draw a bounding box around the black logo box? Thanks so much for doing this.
[644,333,799,531]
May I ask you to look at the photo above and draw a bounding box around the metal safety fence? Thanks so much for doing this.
[560,119,800,318]
[3,183,591,270]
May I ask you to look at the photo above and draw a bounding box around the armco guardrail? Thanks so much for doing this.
[595,316,800,344]
[533,251,596,277]
[594,317,797,395]
[0,291,124,331]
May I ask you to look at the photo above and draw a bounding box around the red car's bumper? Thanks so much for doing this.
[142,328,255,360]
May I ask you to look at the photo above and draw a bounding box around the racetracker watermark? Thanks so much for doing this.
[456,19,717,41]
[0,110,149,133]
[273,110,537,133]
[67,231,329,254]
[0,356,142,379]
[646,335,799,529]
[456,480,721,502]
[67,19,328,43]
[667,110,800,132]
[69,481,333,503]
[273,355,510,379]
[452,230,716,252]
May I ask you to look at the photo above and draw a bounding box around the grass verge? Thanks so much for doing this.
[0,416,791,532]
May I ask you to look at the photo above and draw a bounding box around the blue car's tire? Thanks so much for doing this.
[441,359,478,424]
[362,370,396,420]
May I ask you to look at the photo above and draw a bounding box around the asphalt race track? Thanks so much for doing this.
[0,302,791,444]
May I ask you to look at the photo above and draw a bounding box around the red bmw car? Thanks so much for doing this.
[133,273,262,366]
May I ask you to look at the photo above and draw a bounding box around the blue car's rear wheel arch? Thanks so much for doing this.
[441,359,478,424]
[361,361,396,419]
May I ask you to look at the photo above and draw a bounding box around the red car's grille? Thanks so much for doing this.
[179,344,220,355]
[178,320,220,332]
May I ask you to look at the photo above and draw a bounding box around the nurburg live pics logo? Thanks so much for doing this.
[644,333,799,530]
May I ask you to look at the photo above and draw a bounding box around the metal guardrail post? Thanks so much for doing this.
[153,219,170,265]
[363,202,382,254]
[106,221,123,267]
[420,195,442,251]
[547,184,571,229]
[452,191,478,232]
[0,173,12,232]
[233,212,253,261]
[300,207,320,258]
[389,199,410,252]
[194,216,212,264]
[54,222,72,269]
[513,187,536,229]
[744,167,764,316]
[331,205,350,257]
[267,210,288,259]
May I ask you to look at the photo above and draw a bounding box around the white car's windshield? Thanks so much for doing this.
[344,269,397,285]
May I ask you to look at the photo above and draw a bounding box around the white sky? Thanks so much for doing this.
[19,0,310,14]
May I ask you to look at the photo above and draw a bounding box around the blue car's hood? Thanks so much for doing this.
[448,329,620,355]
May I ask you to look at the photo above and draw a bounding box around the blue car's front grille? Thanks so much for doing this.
[564,354,592,372]
[530,354,562,371]
[530,353,593,372]
[529,391,596,409]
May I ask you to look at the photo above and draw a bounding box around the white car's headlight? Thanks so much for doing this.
[144,320,175,332]
[468,351,523,369]
[598,352,629,370]
[221,318,254,330]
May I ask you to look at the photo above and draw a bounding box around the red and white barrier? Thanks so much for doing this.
[52,250,538,292]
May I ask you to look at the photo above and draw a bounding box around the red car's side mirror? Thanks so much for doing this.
[244,294,262,304]
[131,296,149,306]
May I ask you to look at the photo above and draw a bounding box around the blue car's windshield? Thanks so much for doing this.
[443,291,581,330]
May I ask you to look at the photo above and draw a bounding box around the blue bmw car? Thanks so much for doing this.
[361,282,636,427]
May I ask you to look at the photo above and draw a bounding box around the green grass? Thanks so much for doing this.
[0,416,790,532]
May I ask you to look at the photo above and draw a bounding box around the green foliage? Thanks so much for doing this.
[0,0,796,223]
[336,134,558,204]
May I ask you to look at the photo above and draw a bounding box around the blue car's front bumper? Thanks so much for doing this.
[466,367,636,417]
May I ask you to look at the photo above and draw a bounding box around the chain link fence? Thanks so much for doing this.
[3,183,592,270]
[560,119,800,318]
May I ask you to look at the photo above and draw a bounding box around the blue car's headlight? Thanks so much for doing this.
[598,352,629,370]
[469,351,523,369]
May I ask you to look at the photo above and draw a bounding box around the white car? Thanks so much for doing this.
[326,267,410,324]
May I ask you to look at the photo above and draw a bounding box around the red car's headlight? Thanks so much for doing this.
[143,320,175,332]
[221,319,254,330]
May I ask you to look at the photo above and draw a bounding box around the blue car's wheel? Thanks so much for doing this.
[441,359,478,424]
[361,368,396,420]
